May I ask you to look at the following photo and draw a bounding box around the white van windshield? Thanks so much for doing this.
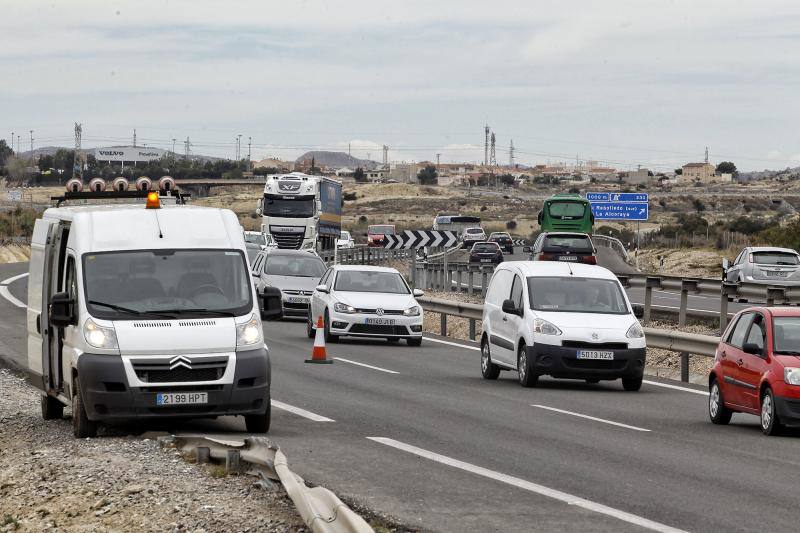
[527,276,628,314]
[83,249,252,319]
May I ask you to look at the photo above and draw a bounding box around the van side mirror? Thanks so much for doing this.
[49,292,76,328]
[632,304,645,319]
[523,246,532,253]
[742,342,762,356]
[316,284,329,294]
[537,211,543,224]
[413,288,424,297]
[259,286,283,319]
[722,258,729,271]
[502,299,521,316]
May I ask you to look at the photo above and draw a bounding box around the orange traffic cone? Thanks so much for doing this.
[305,316,333,364]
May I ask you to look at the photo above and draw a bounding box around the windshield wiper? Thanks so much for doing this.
[88,300,142,315]
[150,308,236,317]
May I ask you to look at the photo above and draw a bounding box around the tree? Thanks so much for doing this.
[674,168,683,175]
[353,167,367,183]
[417,164,438,185]
[0,140,13,165]
[716,161,737,176]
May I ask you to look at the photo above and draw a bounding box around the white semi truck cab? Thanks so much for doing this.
[258,173,342,251]
[28,192,271,437]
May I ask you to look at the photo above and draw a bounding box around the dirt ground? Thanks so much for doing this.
[0,244,30,264]
[0,368,306,533]
[637,247,727,278]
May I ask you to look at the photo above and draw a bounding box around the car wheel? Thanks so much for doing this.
[761,387,783,436]
[480,338,500,380]
[622,376,643,391]
[708,379,733,425]
[323,310,338,343]
[41,394,64,420]
[72,377,97,438]
[245,399,271,433]
[517,344,538,387]
[306,310,316,338]
[407,337,422,347]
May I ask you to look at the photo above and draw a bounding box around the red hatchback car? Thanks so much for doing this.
[709,307,800,435]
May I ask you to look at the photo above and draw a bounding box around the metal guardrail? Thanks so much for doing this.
[319,246,411,265]
[418,296,721,382]
[592,234,630,262]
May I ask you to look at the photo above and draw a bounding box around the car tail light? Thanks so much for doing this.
[539,253,557,261]
[581,255,597,265]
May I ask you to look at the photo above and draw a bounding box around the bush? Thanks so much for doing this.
[343,191,357,201]
[568,187,580,194]
[506,220,517,230]
[480,205,487,212]
[358,215,367,223]
[692,198,705,212]
[727,216,770,235]
[760,218,800,250]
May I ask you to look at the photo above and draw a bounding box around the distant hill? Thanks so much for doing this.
[295,151,377,170]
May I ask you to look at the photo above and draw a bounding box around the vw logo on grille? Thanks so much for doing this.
[376,308,384,316]
[169,355,193,370]
[591,333,599,340]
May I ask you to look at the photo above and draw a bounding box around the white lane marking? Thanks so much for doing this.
[368,437,687,533]
[1,272,29,285]
[423,336,480,351]
[532,404,651,432]
[0,272,28,309]
[425,336,709,396]
[271,400,335,422]
[643,380,708,396]
[333,357,399,374]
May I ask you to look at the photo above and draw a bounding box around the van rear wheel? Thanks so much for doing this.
[72,377,97,438]
[41,394,64,420]
[245,400,271,433]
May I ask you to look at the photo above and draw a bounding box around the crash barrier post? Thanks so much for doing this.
[679,280,699,382]
[643,277,662,324]
[720,282,738,332]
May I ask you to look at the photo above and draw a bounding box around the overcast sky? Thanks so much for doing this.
[2,0,799,171]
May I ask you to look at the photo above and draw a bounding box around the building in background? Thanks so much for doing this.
[681,162,716,182]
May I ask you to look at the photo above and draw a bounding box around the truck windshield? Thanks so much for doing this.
[263,195,314,218]
[547,202,586,220]
[83,249,253,319]
[527,276,628,314]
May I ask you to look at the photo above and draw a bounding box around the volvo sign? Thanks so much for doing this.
[94,146,166,163]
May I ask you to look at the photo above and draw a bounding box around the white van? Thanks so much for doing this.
[27,195,271,437]
[481,261,646,390]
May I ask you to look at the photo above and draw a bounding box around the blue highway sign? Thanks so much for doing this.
[587,192,648,202]
[590,202,649,221]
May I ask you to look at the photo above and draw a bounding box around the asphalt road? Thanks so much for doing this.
[2,261,799,532]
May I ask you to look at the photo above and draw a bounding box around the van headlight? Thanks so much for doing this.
[533,318,562,336]
[785,367,800,386]
[626,323,645,339]
[236,314,263,347]
[403,305,421,317]
[83,318,118,349]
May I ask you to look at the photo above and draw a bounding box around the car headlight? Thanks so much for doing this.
[334,302,356,314]
[785,367,800,386]
[236,313,263,347]
[533,318,562,336]
[626,322,645,339]
[83,318,119,349]
[403,305,421,317]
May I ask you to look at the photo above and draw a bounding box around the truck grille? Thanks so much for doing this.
[132,357,228,383]
[273,232,304,249]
